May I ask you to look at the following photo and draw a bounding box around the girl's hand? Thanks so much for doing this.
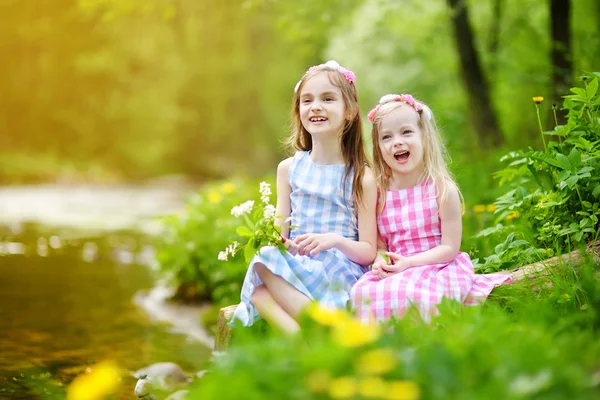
[383,252,412,273]
[293,233,341,257]
[280,236,299,256]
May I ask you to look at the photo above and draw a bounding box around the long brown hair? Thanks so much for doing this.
[286,66,370,209]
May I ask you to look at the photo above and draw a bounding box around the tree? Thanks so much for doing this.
[550,0,572,124]
[446,0,503,148]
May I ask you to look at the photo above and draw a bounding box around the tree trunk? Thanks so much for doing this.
[487,0,503,77]
[447,0,503,148]
[550,0,572,125]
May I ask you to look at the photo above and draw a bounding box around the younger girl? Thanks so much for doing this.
[351,94,512,323]
[231,61,377,333]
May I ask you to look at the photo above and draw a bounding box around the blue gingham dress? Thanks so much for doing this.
[231,151,368,326]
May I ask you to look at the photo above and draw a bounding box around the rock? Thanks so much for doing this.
[133,362,192,391]
[165,390,190,400]
[134,376,158,400]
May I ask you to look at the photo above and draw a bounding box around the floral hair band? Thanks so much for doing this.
[367,94,432,122]
[294,60,356,93]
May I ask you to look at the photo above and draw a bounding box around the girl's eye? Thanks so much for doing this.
[381,135,391,140]
[324,97,334,102]
[302,99,312,103]
[403,130,412,135]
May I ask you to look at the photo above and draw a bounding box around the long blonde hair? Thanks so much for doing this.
[286,65,370,209]
[370,99,463,213]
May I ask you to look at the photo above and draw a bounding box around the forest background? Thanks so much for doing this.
[2,0,599,210]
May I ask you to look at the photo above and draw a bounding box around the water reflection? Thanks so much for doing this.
[0,224,210,399]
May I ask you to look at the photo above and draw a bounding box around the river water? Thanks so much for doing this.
[0,185,211,399]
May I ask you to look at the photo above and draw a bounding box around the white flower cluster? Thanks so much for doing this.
[263,204,276,220]
[259,181,271,204]
[218,241,239,261]
[230,200,254,218]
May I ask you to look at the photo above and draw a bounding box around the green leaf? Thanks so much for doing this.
[542,154,571,170]
[244,238,256,264]
[586,77,598,99]
[236,225,253,237]
[565,175,579,188]
[567,148,581,169]
[593,184,600,197]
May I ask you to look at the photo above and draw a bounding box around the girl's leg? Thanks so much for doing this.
[254,263,312,319]
[252,285,300,334]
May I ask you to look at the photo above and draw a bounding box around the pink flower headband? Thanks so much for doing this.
[294,60,356,93]
[367,94,432,122]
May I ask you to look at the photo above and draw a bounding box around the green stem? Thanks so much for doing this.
[535,105,547,150]
[552,105,562,144]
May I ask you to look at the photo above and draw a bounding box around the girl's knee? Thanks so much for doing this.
[252,284,270,306]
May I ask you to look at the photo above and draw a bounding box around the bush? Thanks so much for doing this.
[155,177,275,307]
[187,262,600,399]
[475,72,600,272]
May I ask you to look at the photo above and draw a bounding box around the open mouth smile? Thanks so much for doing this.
[394,150,410,163]
[309,116,328,123]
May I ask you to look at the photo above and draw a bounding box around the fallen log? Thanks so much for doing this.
[506,239,599,282]
[214,304,237,351]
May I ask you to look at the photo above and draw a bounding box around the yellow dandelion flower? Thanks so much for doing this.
[222,183,236,194]
[506,211,520,220]
[305,302,351,327]
[486,204,496,212]
[358,376,387,398]
[332,318,381,348]
[328,376,356,399]
[207,191,221,204]
[305,370,331,393]
[67,361,120,400]
[473,205,485,213]
[355,348,397,375]
[385,380,421,400]
[533,97,544,104]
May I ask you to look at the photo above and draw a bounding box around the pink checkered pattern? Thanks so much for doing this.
[351,180,512,323]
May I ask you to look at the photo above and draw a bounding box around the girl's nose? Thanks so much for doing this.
[311,101,323,111]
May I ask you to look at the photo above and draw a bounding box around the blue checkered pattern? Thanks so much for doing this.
[231,151,367,326]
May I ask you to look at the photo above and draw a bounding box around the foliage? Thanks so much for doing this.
[219,181,290,264]
[474,73,600,272]
[186,262,600,399]
[155,178,274,306]
[2,1,600,184]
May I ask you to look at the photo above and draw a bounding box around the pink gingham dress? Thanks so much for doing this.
[351,179,512,323]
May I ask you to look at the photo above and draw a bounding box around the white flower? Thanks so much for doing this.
[324,60,341,69]
[263,204,276,220]
[259,182,272,204]
[227,241,239,256]
[231,200,255,218]
[218,251,228,261]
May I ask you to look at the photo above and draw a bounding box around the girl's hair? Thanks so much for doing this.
[370,97,463,213]
[286,64,370,209]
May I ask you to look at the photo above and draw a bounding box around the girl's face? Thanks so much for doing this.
[299,72,347,137]
[378,105,425,186]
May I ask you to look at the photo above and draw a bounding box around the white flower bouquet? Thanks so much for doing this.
[218,181,291,263]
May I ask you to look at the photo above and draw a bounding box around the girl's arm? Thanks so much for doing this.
[295,168,378,265]
[386,183,462,271]
[275,158,293,239]
[335,168,378,265]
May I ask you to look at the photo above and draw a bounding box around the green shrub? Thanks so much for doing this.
[187,262,600,399]
[155,178,275,307]
[475,72,600,272]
